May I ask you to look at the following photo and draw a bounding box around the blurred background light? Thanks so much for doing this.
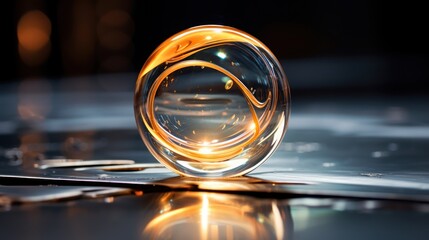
[17,10,51,66]
[1,0,427,95]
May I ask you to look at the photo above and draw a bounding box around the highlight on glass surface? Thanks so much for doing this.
[134,25,290,178]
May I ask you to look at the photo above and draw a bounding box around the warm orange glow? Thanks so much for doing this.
[17,10,51,66]
[18,43,51,67]
[201,194,209,240]
[17,10,51,51]
[225,79,234,90]
[142,192,290,239]
[104,197,115,203]
[135,25,290,177]
[143,60,270,162]
[199,147,212,154]
[271,201,284,239]
[134,191,144,197]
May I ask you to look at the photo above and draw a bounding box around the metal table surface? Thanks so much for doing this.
[1,74,428,240]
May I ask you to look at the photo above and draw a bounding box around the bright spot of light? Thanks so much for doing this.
[221,76,230,83]
[199,147,212,154]
[17,10,51,66]
[216,51,227,59]
[271,201,284,239]
[17,10,51,51]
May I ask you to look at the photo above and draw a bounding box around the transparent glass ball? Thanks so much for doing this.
[134,25,290,178]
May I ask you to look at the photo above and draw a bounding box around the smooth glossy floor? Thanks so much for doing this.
[1,74,428,239]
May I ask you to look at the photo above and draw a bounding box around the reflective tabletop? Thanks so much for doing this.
[1,74,428,239]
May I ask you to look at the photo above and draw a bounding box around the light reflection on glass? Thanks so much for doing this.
[135,25,290,177]
[142,191,292,240]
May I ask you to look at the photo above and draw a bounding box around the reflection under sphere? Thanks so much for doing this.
[135,25,290,177]
[142,192,293,239]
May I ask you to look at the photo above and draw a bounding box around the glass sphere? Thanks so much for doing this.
[134,25,290,178]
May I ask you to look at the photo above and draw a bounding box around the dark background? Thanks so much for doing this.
[1,0,428,94]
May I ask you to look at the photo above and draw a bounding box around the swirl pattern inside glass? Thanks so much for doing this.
[135,25,290,177]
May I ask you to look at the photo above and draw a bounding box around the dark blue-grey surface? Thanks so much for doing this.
[1,75,428,239]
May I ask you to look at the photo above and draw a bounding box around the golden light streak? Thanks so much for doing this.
[200,194,209,240]
[142,60,272,162]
